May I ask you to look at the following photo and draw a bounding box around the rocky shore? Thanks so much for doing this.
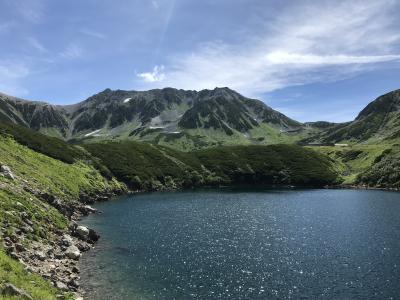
[0,164,123,299]
[1,197,114,299]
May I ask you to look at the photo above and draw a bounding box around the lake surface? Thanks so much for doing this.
[79,189,400,299]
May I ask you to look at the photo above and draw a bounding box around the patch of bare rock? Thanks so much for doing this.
[2,214,99,298]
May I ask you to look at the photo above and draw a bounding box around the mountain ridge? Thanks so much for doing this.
[1,87,400,149]
[0,87,310,149]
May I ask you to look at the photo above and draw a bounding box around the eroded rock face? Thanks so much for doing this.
[1,165,15,180]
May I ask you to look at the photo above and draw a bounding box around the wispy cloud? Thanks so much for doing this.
[136,0,400,97]
[80,28,107,40]
[152,1,160,10]
[60,44,83,59]
[13,0,45,24]
[27,37,48,53]
[137,65,165,82]
[0,21,15,34]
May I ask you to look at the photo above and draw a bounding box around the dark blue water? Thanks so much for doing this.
[79,189,400,299]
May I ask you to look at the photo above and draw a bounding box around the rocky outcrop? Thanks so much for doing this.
[65,245,81,260]
[0,165,15,180]
[75,226,89,240]
[1,219,96,294]
[0,189,117,297]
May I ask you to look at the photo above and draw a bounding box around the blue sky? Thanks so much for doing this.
[0,0,399,122]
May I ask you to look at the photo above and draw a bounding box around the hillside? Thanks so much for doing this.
[0,125,125,299]
[302,89,400,144]
[83,141,339,190]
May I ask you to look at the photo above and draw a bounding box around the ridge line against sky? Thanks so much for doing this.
[0,0,399,122]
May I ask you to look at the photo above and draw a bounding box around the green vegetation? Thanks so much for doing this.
[1,86,400,298]
[0,131,125,297]
[310,144,392,184]
[84,141,339,190]
[0,249,72,300]
[0,122,86,164]
[83,141,203,190]
[0,136,123,201]
[356,145,400,188]
[194,144,339,186]
[302,90,400,144]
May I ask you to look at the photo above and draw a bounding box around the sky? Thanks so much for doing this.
[0,0,399,122]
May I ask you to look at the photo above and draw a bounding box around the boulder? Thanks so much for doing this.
[88,228,100,243]
[35,251,47,261]
[1,165,15,180]
[55,281,69,291]
[75,226,89,239]
[61,234,73,246]
[65,245,81,260]
[76,242,90,252]
[1,283,33,300]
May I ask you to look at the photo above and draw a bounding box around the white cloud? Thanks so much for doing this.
[60,44,83,59]
[265,52,400,65]
[136,0,400,97]
[137,65,165,82]
[27,37,48,53]
[80,28,107,40]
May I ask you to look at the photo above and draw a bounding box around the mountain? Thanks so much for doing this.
[302,89,400,144]
[3,87,400,150]
[0,92,69,137]
[0,88,316,150]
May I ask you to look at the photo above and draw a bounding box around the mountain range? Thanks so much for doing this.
[0,87,399,150]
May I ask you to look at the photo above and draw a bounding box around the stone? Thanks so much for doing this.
[88,228,100,243]
[15,243,26,252]
[1,165,15,180]
[55,281,69,291]
[61,234,73,246]
[76,242,90,252]
[65,245,81,260]
[1,283,33,300]
[3,236,12,245]
[35,251,47,261]
[54,252,64,259]
[9,252,19,260]
[84,205,97,213]
[21,225,34,234]
[10,234,19,243]
[75,226,89,239]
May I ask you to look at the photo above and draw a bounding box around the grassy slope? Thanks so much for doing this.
[0,136,122,201]
[0,134,124,299]
[84,141,339,190]
[356,144,400,188]
[309,144,393,184]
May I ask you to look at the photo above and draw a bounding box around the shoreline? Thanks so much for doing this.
[1,188,123,300]
[76,186,400,299]
[4,184,398,299]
